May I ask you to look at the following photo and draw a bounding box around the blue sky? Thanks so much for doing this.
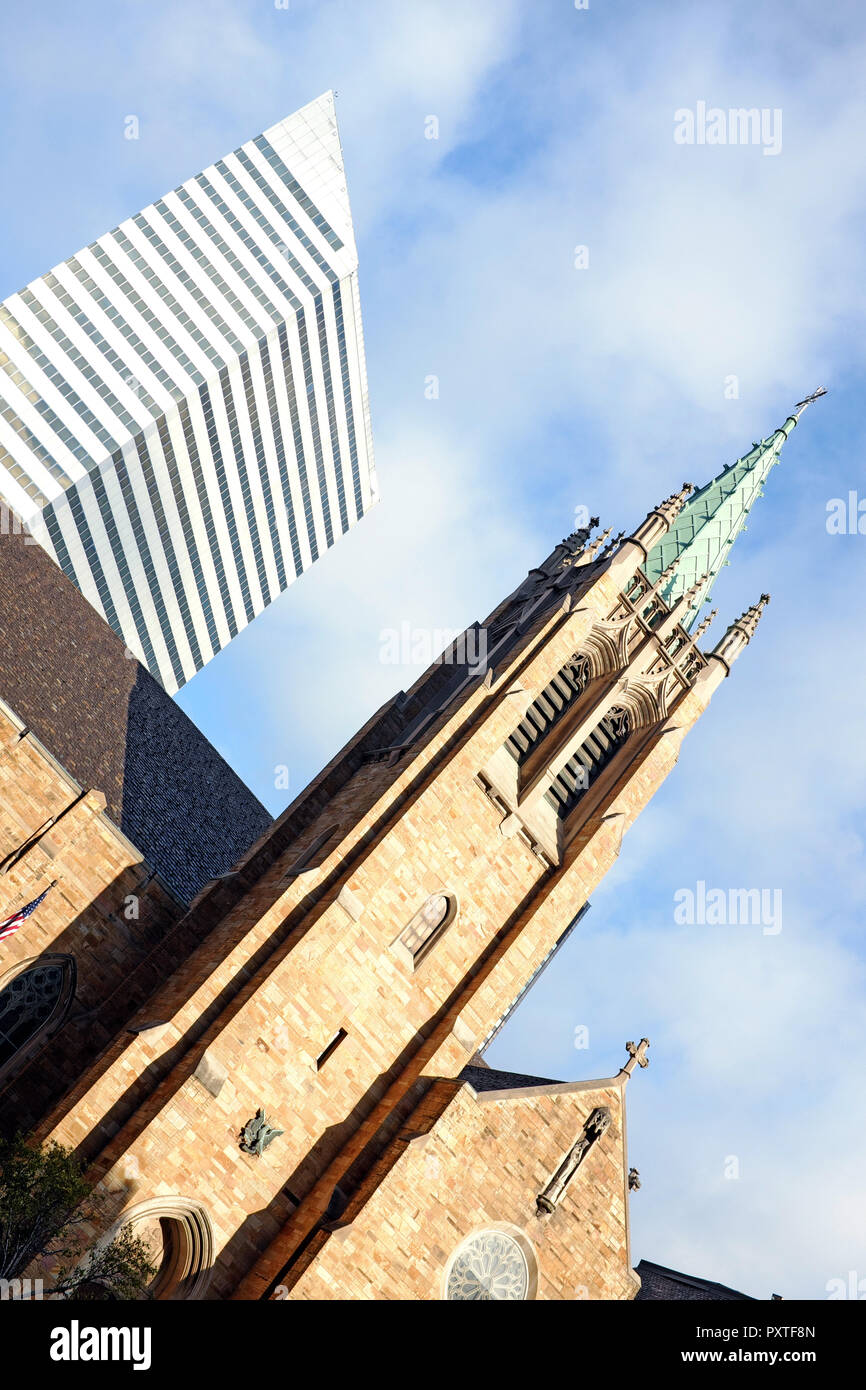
[3,0,865,1299]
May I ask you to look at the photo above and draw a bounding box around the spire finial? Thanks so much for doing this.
[660,482,695,526]
[738,592,771,640]
[560,515,600,551]
[711,594,770,672]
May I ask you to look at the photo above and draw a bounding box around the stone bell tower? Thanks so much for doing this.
[26,398,821,1300]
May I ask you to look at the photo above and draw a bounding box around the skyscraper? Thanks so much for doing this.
[0,91,377,693]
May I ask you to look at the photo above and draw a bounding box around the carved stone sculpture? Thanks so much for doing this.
[239,1107,284,1156]
[536,1106,611,1215]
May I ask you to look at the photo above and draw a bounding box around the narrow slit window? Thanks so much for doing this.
[316,1028,347,1070]
[281,824,339,880]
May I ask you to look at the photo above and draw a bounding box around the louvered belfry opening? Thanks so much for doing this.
[506,654,592,765]
[545,706,631,819]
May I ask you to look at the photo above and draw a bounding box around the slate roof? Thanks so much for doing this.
[635,1259,755,1301]
[0,523,272,903]
[460,1064,561,1093]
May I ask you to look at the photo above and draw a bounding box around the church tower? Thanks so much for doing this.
[16,397,821,1300]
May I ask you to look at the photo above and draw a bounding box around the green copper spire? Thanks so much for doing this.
[642,390,826,630]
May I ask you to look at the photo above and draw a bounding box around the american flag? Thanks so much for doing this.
[0,883,54,944]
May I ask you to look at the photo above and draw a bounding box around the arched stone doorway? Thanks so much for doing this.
[110,1197,214,1300]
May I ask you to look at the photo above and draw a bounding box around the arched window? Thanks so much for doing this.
[0,954,76,1079]
[394,894,458,969]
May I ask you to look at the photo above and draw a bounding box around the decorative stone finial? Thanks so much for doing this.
[600,529,625,559]
[560,515,600,550]
[654,557,679,592]
[731,593,770,641]
[583,526,613,562]
[679,570,711,608]
[659,482,695,526]
[558,517,600,547]
[691,608,718,642]
[557,516,601,566]
[710,594,771,671]
[746,593,771,634]
[622,1038,650,1076]
[629,484,695,555]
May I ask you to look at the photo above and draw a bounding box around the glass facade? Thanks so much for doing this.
[0,92,377,692]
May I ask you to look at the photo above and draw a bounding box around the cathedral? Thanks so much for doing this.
[0,396,821,1300]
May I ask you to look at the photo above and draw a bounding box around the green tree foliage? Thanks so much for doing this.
[0,1134,155,1299]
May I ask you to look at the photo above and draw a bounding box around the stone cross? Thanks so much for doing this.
[623,1038,650,1076]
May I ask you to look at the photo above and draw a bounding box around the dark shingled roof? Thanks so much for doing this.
[635,1260,755,1301]
[460,1064,562,1092]
[0,522,272,903]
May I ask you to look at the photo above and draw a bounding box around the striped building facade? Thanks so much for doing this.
[0,92,377,693]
